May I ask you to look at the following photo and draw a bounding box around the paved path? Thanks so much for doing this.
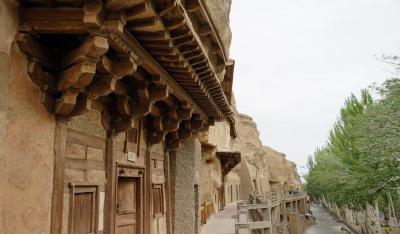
[305,204,349,234]
[200,202,237,234]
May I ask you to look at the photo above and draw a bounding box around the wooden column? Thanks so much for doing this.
[144,150,152,234]
[50,122,67,234]
[164,150,173,234]
[104,134,117,234]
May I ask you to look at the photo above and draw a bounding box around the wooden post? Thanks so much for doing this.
[50,122,67,234]
[104,134,116,234]
[164,150,173,234]
[144,150,152,234]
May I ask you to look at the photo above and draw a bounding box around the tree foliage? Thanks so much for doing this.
[305,79,400,209]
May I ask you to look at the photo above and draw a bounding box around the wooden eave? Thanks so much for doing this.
[191,0,228,62]
[221,60,234,104]
[17,0,237,142]
[119,0,234,122]
[116,28,209,121]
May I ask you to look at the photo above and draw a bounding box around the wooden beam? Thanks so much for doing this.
[88,75,117,99]
[150,75,166,86]
[134,31,170,41]
[126,2,156,21]
[114,80,129,95]
[112,31,209,121]
[152,116,163,132]
[132,67,148,80]
[105,0,142,11]
[69,95,93,117]
[20,8,83,21]
[142,40,174,48]
[83,0,104,28]
[113,117,135,132]
[174,36,195,47]
[147,47,178,55]
[63,35,108,68]
[20,21,89,34]
[177,107,192,120]
[149,85,169,101]
[165,18,186,31]
[113,52,140,78]
[98,53,139,78]
[41,88,56,113]
[198,24,212,36]
[185,0,200,12]
[116,95,131,116]
[27,60,56,90]
[55,91,79,116]
[126,17,164,32]
[15,33,58,70]
[170,30,191,40]
[130,99,152,119]
[57,63,97,92]
[163,119,179,132]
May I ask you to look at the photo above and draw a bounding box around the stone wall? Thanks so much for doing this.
[322,198,382,234]
[171,138,202,234]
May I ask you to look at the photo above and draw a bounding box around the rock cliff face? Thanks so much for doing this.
[232,113,302,195]
[203,0,232,56]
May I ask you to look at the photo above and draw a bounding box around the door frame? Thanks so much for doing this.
[114,163,145,234]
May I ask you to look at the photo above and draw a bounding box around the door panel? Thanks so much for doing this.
[116,177,139,234]
[72,192,94,234]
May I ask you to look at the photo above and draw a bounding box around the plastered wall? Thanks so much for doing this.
[1,37,56,233]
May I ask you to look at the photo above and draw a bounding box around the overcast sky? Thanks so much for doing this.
[230,0,400,175]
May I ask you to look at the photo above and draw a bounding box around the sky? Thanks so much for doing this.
[229,0,400,175]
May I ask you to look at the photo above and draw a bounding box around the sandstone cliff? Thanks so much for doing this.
[232,113,302,194]
[203,0,232,56]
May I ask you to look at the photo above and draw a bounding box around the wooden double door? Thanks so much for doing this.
[116,166,144,234]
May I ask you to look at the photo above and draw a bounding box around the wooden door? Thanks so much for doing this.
[73,193,94,234]
[68,185,99,234]
[116,177,140,234]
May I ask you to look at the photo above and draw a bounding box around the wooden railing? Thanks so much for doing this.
[201,202,214,225]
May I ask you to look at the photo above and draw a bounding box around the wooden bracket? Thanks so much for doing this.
[83,0,104,28]
[55,91,79,116]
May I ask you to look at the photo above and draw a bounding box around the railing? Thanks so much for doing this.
[200,202,214,225]
[284,192,306,201]
[234,192,308,233]
[235,196,272,234]
[270,191,281,207]
[277,223,287,234]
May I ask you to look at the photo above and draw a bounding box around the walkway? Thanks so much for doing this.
[200,202,237,234]
[305,204,349,234]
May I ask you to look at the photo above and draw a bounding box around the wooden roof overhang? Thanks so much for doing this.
[216,151,241,176]
[16,0,237,150]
